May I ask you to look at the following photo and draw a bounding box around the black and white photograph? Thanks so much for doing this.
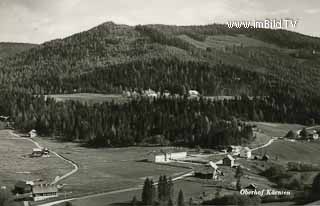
[0,0,320,205]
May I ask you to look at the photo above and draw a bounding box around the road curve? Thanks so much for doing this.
[8,130,79,185]
[251,138,276,151]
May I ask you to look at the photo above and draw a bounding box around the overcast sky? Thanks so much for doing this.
[1,0,320,44]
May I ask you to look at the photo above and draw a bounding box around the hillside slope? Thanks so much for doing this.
[0,42,37,59]
[0,22,319,97]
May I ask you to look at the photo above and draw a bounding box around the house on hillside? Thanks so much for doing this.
[28,129,37,138]
[144,89,159,98]
[32,184,58,201]
[223,155,235,167]
[188,90,200,99]
[239,147,252,159]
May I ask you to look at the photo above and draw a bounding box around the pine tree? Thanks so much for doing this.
[142,178,150,205]
[177,190,185,206]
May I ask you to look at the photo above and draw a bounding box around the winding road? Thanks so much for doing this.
[8,130,79,185]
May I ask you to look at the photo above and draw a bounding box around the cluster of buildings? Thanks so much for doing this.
[14,180,58,202]
[227,146,252,159]
[31,147,50,158]
[122,89,201,99]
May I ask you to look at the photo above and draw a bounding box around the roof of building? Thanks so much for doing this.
[15,181,32,189]
[33,148,43,152]
[32,185,58,194]
[246,183,258,189]
[241,147,251,151]
[224,155,235,161]
[207,161,219,169]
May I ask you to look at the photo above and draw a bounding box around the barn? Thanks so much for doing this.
[150,151,187,163]
[239,147,252,159]
[32,184,58,201]
[195,161,221,180]
[223,155,235,167]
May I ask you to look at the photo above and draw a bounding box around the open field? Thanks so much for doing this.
[178,34,282,51]
[254,140,320,164]
[247,122,305,150]
[32,136,190,198]
[45,93,129,105]
[249,122,305,137]
[0,130,72,188]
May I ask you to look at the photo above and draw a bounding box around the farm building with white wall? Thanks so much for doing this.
[150,151,187,163]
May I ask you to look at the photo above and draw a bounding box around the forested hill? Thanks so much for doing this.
[0,21,320,98]
[0,42,37,60]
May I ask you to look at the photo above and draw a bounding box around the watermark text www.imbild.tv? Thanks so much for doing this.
[227,18,298,29]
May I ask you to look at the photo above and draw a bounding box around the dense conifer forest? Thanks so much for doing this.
[0,22,319,147]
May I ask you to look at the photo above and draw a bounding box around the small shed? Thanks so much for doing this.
[223,155,235,167]
[32,184,58,201]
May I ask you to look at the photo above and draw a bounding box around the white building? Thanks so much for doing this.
[29,129,37,138]
[188,90,200,99]
[144,89,158,98]
[239,147,252,159]
[151,151,187,163]
[32,184,58,201]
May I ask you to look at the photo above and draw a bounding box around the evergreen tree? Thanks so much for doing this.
[177,190,185,206]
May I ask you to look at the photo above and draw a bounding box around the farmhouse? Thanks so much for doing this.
[32,184,58,201]
[28,129,37,138]
[31,148,50,157]
[262,154,270,161]
[245,183,258,190]
[31,148,43,157]
[227,145,241,155]
[239,147,252,159]
[150,151,187,163]
[309,130,319,140]
[14,181,33,194]
[195,161,221,180]
[223,155,235,167]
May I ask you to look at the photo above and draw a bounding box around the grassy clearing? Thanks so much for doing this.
[0,130,72,188]
[178,34,282,50]
[32,137,189,197]
[248,122,305,149]
[46,93,129,105]
[254,140,320,165]
[250,122,305,137]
